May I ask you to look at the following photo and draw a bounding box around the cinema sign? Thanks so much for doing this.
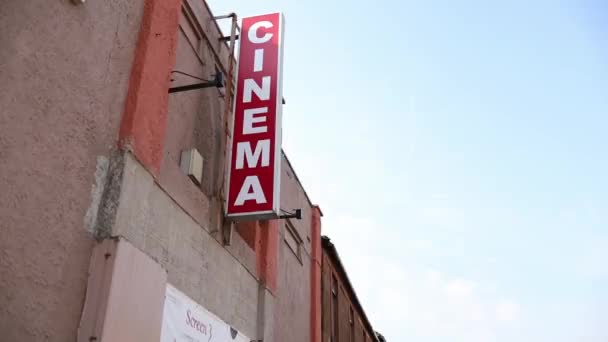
[226,13,284,219]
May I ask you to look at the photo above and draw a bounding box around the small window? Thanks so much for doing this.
[349,307,354,342]
[331,275,338,295]
[331,274,339,342]
[284,221,302,263]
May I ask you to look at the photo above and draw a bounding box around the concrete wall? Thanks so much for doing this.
[93,149,317,341]
[0,0,145,340]
[108,152,260,337]
[97,150,318,341]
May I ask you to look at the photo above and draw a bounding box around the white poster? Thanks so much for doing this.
[160,284,251,342]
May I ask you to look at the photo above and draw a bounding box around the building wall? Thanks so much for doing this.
[321,243,376,342]
[106,152,261,337]
[1,1,319,342]
[159,0,234,236]
[0,0,145,340]
[275,156,314,342]
[97,150,317,341]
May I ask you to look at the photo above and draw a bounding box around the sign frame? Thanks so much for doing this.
[225,12,285,220]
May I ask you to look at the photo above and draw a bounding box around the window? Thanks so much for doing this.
[284,221,302,263]
[349,307,354,342]
[331,274,339,342]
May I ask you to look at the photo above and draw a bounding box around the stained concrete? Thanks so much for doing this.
[111,152,260,338]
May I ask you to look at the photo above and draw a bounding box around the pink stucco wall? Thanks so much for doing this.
[78,238,167,342]
[0,0,145,340]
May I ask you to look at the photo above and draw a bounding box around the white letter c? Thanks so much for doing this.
[248,21,273,44]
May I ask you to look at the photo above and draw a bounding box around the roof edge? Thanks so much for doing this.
[322,235,379,342]
[281,149,315,209]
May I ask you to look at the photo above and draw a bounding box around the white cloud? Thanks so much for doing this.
[426,268,443,285]
[578,238,608,279]
[405,238,434,251]
[496,299,521,322]
[322,213,523,342]
[444,278,478,298]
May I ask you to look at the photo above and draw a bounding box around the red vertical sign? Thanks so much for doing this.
[226,13,284,219]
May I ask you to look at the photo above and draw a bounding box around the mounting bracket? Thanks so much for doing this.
[220,34,240,42]
[168,71,224,94]
[279,209,302,220]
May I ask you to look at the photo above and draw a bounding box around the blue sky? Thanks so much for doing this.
[209,0,608,340]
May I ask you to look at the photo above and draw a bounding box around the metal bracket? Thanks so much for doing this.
[220,34,240,42]
[214,13,241,45]
[279,209,302,220]
[168,71,224,94]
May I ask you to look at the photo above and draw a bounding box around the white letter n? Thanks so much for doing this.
[243,76,271,103]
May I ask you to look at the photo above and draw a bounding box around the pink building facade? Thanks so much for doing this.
[0,1,322,341]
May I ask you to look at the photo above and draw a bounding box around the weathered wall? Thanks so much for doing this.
[310,206,323,342]
[109,152,260,337]
[322,253,332,342]
[0,0,320,341]
[275,155,314,342]
[0,0,145,340]
[151,2,317,340]
[78,238,168,342]
[158,0,233,233]
[321,243,376,342]
[99,149,317,341]
[276,221,312,342]
[130,1,263,334]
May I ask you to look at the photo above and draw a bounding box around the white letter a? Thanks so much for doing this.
[234,176,267,206]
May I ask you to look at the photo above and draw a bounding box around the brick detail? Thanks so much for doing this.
[119,0,181,176]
